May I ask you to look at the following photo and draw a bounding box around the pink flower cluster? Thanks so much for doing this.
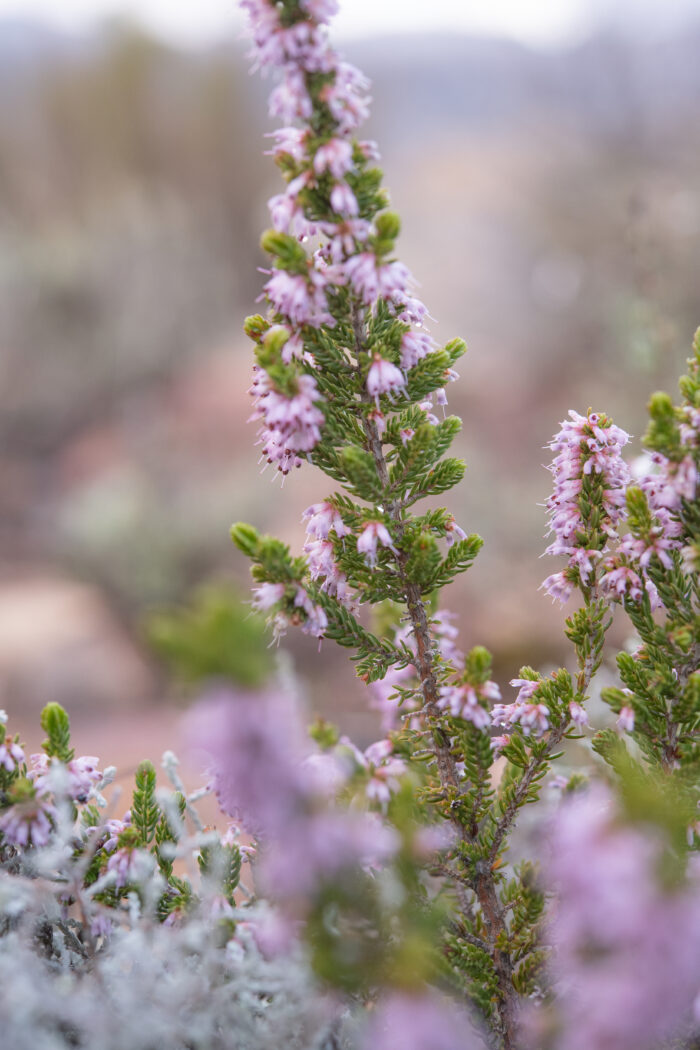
[363,990,486,1050]
[0,749,105,850]
[492,677,552,738]
[541,784,700,1050]
[542,411,631,603]
[249,366,325,476]
[242,0,438,474]
[357,520,398,567]
[302,501,356,607]
[106,844,153,890]
[0,793,54,848]
[29,752,103,803]
[606,443,698,601]
[437,679,500,729]
[338,737,407,808]
[186,689,397,906]
[251,580,328,641]
[0,735,24,773]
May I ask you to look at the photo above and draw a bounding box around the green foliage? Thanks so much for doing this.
[146,586,272,689]
[431,535,483,590]
[339,445,383,501]
[198,841,241,902]
[40,703,74,763]
[132,761,159,846]
[154,792,186,879]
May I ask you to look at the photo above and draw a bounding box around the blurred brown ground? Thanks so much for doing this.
[1,19,700,771]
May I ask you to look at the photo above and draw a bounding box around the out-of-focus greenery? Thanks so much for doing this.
[145,586,273,689]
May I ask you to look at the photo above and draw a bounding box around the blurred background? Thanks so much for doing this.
[1,0,700,780]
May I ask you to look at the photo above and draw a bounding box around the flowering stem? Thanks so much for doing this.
[360,392,517,1047]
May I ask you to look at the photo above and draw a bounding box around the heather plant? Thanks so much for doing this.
[228,0,700,1047]
[0,2,699,1048]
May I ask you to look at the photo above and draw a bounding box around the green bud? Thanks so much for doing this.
[444,337,467,363]
[465,645,493,681]
[230,522,260,557]
[260,229,307,272]
[40,702,73,763]
[404,531,441,590]
[375,211,401,240]
[340,446,381,500]
[243,314,269,343]
[648,391,675,421]
[309,718,340,751]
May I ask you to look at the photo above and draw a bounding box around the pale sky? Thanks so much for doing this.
[2,0,700,47]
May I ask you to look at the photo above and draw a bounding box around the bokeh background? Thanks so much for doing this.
[1,0,700,780]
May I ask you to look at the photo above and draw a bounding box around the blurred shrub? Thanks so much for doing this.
[146,585,272,689]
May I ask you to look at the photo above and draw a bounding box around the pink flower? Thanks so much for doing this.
[437,683,493,729]
[319,61,371,133]
[67,755,102,802]
[0,795,54,848]
[185,690,398,906]
[543,783,700,1050]
[541,571,574,604]
[250,369,325,475]
[432,609,464,667]
[299,0,340,21]
[619,528,678,571]
[400,329,435,369]
[510,678,541,703]
[542,410,631,598]
[344,253,412,306]
[358,138,380,162]
[90,913,114,940]
[265,125,308,163]
[321,217,372,262]
[520,703,550,736]
[493,680,550,737]
[251,582,286,611]
[293,586,328,639]
[330,181,359,216]
[313,137,353,177]
[269,67,313,123]
[363,991,486,1050]
[107,846,153,889]
[302,501,350,539]
[101,815,130,853]
[366,354,405,407]
[617,705,635,733]
[361,740,407,807]
[419,397,439,425]
[303,539,354,606]
[0,737,24,773]
[600,561,644,602]
[444,517,467,548]
[263,269,332,328]
[357,521,397,567]
[569,701,589,728]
